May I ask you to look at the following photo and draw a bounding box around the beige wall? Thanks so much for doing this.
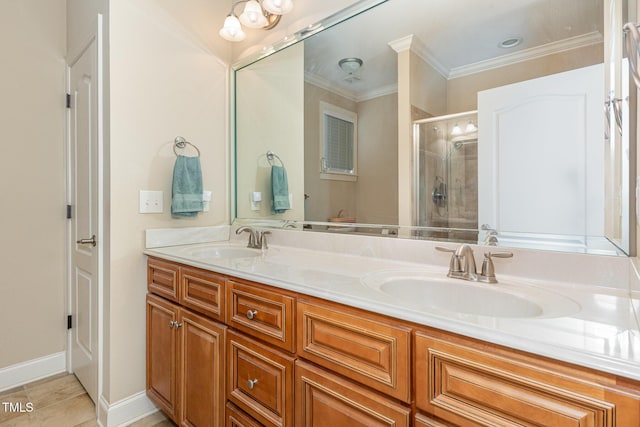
[0,0,67,369]
[107,0,229,402]
[304,83,358,222]
[355,94,398,225]
[236,43,305,221]
[304,83,398,224]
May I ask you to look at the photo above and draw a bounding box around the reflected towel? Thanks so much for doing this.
[271,165,290,214]
[171,155,203,218]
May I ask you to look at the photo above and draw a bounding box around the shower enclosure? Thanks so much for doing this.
[414,111,478,242]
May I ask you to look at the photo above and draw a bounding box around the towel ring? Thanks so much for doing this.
[266,150,285,167]
[174,136,201,157]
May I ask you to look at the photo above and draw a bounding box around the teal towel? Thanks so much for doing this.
[171,155,203,218]
[271,165,290,214]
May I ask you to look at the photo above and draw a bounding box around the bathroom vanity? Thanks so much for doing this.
[144,234,640,427]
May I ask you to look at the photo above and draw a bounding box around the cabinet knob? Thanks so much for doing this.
[169,320,175,328]
[247,378,258,390]
[246,310,258,320]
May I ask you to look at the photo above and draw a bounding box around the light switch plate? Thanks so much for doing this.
[139,190,163,213]
[203,191,212,212]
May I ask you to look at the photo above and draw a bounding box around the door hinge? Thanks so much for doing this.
[66,93,71,109]
[67,315,72,330]
[66,205,72,219]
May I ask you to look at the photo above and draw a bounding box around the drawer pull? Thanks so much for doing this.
[246,309,258,320]
[247,378,259,389]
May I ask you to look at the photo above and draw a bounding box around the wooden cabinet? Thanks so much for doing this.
[148,258,640,427]
[415,330,640,426]
[226,280,295,352]
[181,309,226,427]
[146,293,180,422]
[295,361,411,427]
[226,331,295,427]
[297,299,411,403]
[146,293,226,427]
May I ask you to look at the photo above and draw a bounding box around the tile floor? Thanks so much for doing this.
[0,373,174,427]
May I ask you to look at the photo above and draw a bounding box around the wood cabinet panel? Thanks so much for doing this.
[414,413,454,427]
[181,266,226,322]
[297,300,411,402]
[227,331,295,427]
[180,310,226,427]
[148,257,180,302]
[227,280,295,352]
[146,294,180,423]
[415,331,633,427]
[226,403,265,427]
[295,360,411,427]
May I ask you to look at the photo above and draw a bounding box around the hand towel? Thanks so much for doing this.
[271,165,290,214]
[171,155,203,218]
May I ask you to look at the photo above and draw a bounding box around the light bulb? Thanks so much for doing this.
[240,0,268,28]
[262,0,293,15]
[451,124,462,136]
[465,121,477,133]
[219,15,246,42]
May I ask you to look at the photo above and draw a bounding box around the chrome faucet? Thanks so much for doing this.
[436,244,513,283]
[236,226,271,250]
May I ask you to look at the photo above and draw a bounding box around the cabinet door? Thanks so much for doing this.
[227,331,294,427]
[415,331,624,427]
[297,300,411,402]
[146,294,180,423]
[295,361,410,427]
[180,310,226,427]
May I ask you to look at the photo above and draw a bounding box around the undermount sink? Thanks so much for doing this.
[361,270,580,319]
[180,245,262,259]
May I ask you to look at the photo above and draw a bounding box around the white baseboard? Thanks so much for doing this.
[98,391,158,427]
[0,351,67,392]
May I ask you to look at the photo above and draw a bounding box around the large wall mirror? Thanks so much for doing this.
[233,0,636,256]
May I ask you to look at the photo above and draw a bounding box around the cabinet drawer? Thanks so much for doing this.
[297,300,411,402]
[227,331,294,427]
[180,266,226,322]
[148,258,180,302]
[226,280,295,352]
[414,413,454,427]
[415,331,618,427]
[226,403,265,427]
[295,361,411,427]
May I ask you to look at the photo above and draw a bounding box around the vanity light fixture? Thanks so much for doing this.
[451,123,463,136]
[465,121,477,133]
[219,0,293,42]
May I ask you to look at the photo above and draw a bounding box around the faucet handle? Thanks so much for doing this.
[479,251,513,283]
[260,231,271,250]
[435,246,463,274]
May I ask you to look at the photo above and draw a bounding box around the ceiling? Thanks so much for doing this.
[303,0,604,101]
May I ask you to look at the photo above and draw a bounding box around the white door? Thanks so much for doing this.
[68,27,100,404]
[477,64,604,239]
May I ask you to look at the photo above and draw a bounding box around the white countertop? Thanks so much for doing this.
[144,240,640,381]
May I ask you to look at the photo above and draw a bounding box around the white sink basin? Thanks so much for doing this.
[179,245,262,259]
[361,270,580,319]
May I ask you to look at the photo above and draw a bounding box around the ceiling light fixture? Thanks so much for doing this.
[219,0,293,42]
[338,57,363,83]
[498,36,523,49]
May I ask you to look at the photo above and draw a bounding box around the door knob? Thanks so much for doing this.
[76,235,97,247]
